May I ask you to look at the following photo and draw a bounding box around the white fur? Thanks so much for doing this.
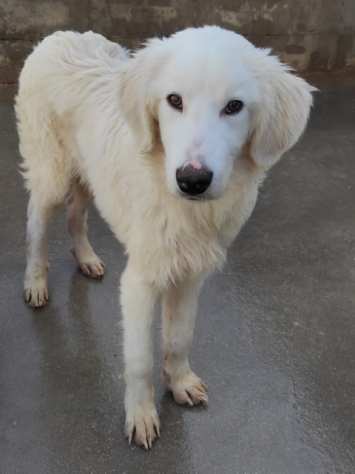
[15,26,314,449]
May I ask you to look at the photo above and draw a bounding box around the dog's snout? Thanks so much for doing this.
[176,163,213,196]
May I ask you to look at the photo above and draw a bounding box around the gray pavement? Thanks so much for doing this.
[0,81,355,474]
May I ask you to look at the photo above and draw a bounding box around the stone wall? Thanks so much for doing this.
[1,0,355,83]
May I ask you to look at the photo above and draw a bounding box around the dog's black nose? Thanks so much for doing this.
[176,164,213,196]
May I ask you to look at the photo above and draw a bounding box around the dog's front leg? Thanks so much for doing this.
[120,262,160,449]
[162,276,208,406]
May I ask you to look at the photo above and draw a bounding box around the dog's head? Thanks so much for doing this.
[120,26,315,200]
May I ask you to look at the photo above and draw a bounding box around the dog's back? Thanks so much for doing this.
[17,31,128,114]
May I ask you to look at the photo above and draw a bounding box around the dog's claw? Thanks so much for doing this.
[166,371,208,407]
[125,405,160,450]
[71,248,105,279]
[24,281,49,308]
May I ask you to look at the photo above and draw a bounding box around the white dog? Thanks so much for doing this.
[15,26,315,449]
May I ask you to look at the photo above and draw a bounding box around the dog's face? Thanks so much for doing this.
[156,43,259,199]
[121,27,315,200]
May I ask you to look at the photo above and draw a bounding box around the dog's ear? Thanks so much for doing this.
[120,39,166,153]
[249,51,316,168]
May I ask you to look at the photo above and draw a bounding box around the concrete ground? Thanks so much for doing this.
[1,80,355,474]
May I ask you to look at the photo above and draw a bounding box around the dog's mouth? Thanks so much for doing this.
[177,191,213,202]
[186,195,204,201]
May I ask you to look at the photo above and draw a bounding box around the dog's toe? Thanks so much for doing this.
[71,249,105,279]
[125,404,160,450]
[79,260,105,279]
[167,371,208,407]
[24,284,49,308]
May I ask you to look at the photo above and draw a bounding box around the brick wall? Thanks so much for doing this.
[1,0,355,83]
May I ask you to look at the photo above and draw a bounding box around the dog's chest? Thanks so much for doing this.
[129,191,256,287]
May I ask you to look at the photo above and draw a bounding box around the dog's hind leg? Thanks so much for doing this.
[67,181,105,279]
[162,276,208,406]
[24,195,56,307]
[19,107,71,308]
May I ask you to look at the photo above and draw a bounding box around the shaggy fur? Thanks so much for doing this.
[15,26,315,449]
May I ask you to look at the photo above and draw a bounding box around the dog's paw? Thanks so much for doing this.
[71,248,105,279]
[125,402,160,450]
[24,278,49,308]
[166,370,208,407]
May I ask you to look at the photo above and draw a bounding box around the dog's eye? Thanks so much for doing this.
[223,99,244,115]
[167,93,183,111]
